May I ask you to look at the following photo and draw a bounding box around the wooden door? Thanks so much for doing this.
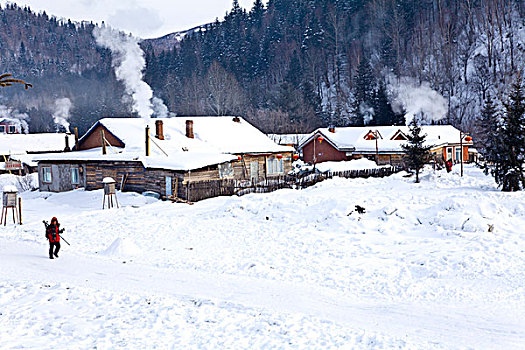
[250,161,259,181]
[165,176,172,197]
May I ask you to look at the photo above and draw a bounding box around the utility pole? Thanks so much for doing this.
[459,131,471,177]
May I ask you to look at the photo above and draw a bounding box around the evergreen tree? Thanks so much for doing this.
[493,76,525,191]
[477,94,501,168]
[354,55,375,107]
[353,55,375,126]
[372,81,404,125]
[401,118,432,183]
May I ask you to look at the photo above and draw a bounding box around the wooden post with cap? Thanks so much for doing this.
[145,126,150,156]
[100,130,107,155]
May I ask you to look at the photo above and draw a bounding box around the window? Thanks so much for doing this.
[42,166,52,183]
[71,167,80,184]
[455,147,462,163]
[0,126,5,133]
[446,147,453,161]
[218,162,234,178]
[8,125,16,133]
[391,130,407,141]
[266,156,284,175]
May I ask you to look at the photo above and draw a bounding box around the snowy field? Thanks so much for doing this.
[1,164,524,349]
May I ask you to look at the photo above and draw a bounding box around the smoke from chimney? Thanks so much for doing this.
[52,97,73,133]
[387,75,448,125]
[93,26,163,120]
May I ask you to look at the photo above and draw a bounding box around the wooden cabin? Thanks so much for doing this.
[34,116,294,199]
[299,125,473,166]
[75,116,294,182]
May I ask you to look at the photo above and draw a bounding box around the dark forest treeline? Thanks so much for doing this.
[144,0,525,133]
[0,1,524,135]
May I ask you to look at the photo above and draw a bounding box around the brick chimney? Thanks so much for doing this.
[155,120,164,140]
[64,135,71,152]
[186,120,194,139]
[328,126,336,133]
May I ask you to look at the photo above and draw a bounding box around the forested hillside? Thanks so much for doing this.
[0,4,127,133]
[144,0,525,133]
[0,1,524,135]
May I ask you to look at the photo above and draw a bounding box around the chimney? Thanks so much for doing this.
[145,126,150,156]
[101,130,107,155]
[232,116,241,123]
[64,135,71,152]
[155,120,164,140]
[328,126,336,133]
[186,120,194,139]
[74,127,79,150]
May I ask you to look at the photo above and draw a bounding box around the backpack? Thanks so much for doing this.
[46,225,58,241]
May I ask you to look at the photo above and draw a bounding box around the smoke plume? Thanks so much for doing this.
[52,98,73,133]
[93,26,155,119]
[0,105,29,134]
[152,97,175,117]
[387,76,448,125]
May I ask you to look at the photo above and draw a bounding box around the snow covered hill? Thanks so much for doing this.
[1,165,524,349]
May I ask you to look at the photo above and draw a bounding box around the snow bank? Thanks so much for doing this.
[100,237,141,257]
[1,164,524,348]
[316,158,385,172]
[0,173,38,192]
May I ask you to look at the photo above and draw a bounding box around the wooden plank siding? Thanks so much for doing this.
[37,153,293,202]
[77,124,125,150]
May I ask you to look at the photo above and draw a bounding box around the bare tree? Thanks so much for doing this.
[205,61,246,116]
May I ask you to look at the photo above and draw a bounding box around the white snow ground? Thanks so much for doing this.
[1,165,524,349]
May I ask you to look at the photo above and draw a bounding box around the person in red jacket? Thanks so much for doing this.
[45,217,63,259]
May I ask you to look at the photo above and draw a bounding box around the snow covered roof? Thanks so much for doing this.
[155,117,293,154]
[300,125,472,153]
[34,117,293,171]
[267,134,309,146]
[32,147,237,172]
[0,133,74,155]
[81,117,293,155]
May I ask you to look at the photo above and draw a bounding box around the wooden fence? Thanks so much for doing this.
[183,166,403,202]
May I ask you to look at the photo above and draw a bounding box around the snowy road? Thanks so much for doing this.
[2,239,523,349]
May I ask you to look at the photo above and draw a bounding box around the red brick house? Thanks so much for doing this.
[299,125,473,166]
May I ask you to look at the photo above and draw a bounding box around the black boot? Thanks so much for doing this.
[49,255,54,259]
[54,253,59,258]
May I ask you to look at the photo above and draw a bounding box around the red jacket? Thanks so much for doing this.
[46,224,61,243]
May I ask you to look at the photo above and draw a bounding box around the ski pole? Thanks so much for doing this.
[60,235,71,246]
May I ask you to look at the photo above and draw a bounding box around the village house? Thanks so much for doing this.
[0,132,74,174]
[0,118,22,134]
[34,116,294,200]
[299,125,473,166]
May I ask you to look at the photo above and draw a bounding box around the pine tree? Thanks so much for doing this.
[401,118,432,183]
[372,81,403,125]
[353,55,375,125]
[493,76,525,191]
[477,94,501,169]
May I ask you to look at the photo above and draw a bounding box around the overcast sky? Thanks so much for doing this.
[1,0,267,38]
